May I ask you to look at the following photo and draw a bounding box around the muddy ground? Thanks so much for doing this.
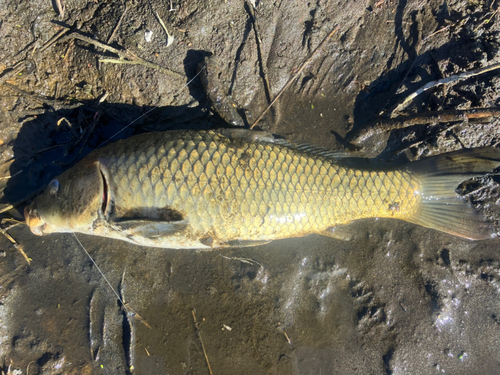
[2,0,500,374]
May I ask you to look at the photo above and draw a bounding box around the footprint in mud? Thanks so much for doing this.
[350,281,387,336]
[278,255,389,341]
[223,255,269,296]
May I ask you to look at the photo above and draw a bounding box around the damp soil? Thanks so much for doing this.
[2,0,500,374]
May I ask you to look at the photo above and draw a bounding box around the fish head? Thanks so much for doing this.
[25,159,107,236]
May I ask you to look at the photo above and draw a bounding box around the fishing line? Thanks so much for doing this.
[73,233,125,307]
[97,63,207,148]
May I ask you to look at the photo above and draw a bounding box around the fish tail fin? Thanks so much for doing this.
[406,148,500,240]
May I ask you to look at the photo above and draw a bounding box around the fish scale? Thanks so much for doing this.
[99,130,420,243]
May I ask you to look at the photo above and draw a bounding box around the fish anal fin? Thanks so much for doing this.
[321,223,357,241]
[217,128,357,160]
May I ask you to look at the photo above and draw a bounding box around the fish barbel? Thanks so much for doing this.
[25,129,500,248]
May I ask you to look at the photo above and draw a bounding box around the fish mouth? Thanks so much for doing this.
[24,205,46,236]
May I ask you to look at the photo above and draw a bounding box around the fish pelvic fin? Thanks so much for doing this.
[405,148,500,240]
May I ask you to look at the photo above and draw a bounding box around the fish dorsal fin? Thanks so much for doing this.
[216,128,277,143]
[216,128,355,160]
[273,139,357,160]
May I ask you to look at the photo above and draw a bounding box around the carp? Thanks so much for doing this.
[24,129,500,248]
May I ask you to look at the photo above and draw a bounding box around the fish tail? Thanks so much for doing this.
[406,148,500,240]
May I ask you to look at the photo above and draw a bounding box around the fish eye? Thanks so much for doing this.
[48,179,60,196]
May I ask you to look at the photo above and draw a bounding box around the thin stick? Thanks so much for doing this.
[2,82,53,104]
[246,1,273,114]
[39,28,70,53]
[26,360,36,375]
[391,62,500,117]
[15,244,31,264]
[62,32,183,78]
[0,189,42,214]
[0,223,30,264]
[423,25,450,41]
[0,170,22,180]
[192,309,213,375]
[1,218,24,226]
[347,107,500,144]
[108,3,128,44]
[250,25,339,129]
[474,8,499,32]
[54,0,65,18]
[67,33,184,78]
[151,7,174,47]
[0,28,69,85]
[57,111,103,167]
[98,58,180,77]
[54,82,59,108]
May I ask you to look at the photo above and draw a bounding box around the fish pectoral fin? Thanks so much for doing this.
[224,239,271,248]
[200,237,271,248]
[112,219,188,239]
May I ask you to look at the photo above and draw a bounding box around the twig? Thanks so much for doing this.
[26,360,36,375]
[474,8,499,32]
[63,32,183,78]
[391,62,500,117]
[192,309,213,375]
[283,331,291,344]
[0,28,70,85]
[2,82,85,112]
[39,28,70,53]
[2,82,54,104]
[423,25,450,41]
[54,0,65,18]
[0,170,22,180]
[250,25,339,129]
[54,82,60,108]
[57,111,102,167]
[1,225,30,264]
[123,303,152,329]
[18,102,84,117]
[347,107,500,144]
[151,6,174,47]
[108,3,129,44]
[246,1,273,119]
[0,189,42,214]
[62,39,75,66]
[1,218,25,225]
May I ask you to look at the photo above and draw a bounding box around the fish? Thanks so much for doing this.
[24,129,500,249]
